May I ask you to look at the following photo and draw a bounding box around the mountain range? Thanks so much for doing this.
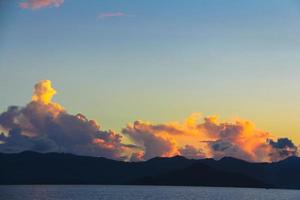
[0,151,299,189]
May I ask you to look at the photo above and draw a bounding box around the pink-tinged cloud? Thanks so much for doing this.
[0,81,298,162]
[122,114,299,162]
[19,0,64,10]
[98,12,127,20]
[0,80,132,160]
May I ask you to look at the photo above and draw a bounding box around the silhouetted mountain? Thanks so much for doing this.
[0,151,197,185]
[197,156,300,189]
[0,151,299,189]
[130,162,269,188]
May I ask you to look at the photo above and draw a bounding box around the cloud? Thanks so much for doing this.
[268,138,298,162]
[0,80,130,160]
[130,152,144,162]
[179,145,205,159]
[0,128,58,152]
[122,114,214,160]
[122,120,179,160]
[19,0,64,10]
[122,114,298,162]
[201,117,274,161]
[97,12,128,20]
[0,81,298,162]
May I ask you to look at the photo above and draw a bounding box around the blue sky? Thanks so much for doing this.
[1,0,300,142]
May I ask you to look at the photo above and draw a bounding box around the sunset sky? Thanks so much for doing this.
[1,0,300,161]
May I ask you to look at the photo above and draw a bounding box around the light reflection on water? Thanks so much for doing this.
[0,185,300,200]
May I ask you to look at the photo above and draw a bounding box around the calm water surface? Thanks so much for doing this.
[0,185,299,200]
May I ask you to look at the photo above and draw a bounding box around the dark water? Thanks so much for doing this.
[0,185,300,200]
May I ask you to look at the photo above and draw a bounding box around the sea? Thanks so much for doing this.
[0,185,299,200]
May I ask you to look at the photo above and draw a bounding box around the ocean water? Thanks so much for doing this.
[0,185,299,200]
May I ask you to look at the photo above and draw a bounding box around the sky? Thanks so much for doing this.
[1,0,300,161]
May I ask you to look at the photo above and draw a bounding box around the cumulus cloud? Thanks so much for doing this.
[200,117,274,161]
[0,81,298,162]
[122,114,211,160]
[0,80,129,160]
[122,114,298,162]
[122,120,179,160]
[19,0,64,10]
[268,138,298,162]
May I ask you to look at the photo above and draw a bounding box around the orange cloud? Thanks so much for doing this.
[0,81,298,162]
[30,80,64,117]
[32,80,56,104]
[122,120,180,160]
[19,0,64,10]
[123,114,298,162]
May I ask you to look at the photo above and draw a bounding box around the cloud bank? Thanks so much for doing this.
[0,81,298,162]
[122,114,298,162]
[19,0,64,10]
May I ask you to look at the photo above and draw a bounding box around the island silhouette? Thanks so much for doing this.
[1,151,300,189]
